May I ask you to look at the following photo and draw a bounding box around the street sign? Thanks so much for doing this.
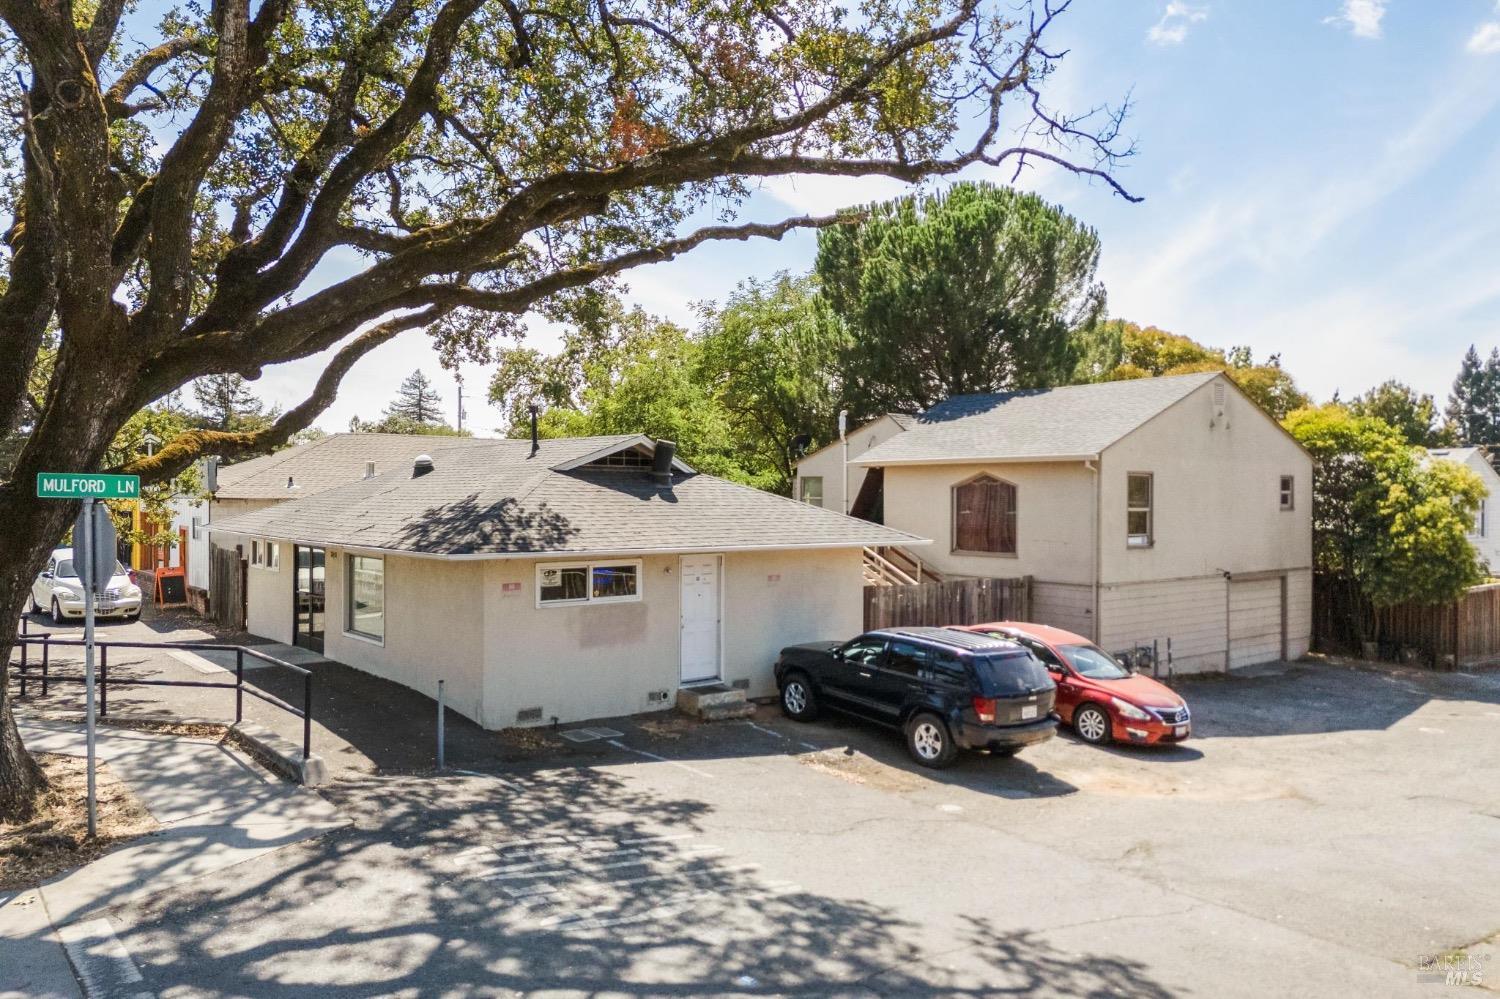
[36,472,140,499]
[72,503,118,594]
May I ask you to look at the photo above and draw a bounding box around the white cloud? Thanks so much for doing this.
[1326,0,1387,39]
[1146,3,1209,46]
[1468,18,1500,55]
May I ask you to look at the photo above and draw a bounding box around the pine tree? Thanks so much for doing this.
[1446,346,1491,445]
[193,373,267,431]
[385,370,445,425]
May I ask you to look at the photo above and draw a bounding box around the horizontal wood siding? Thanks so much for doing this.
[1286,569,1313,659]
[1032,582,1095,640]
[1099,576,1228,673]
[863,576,1031,631]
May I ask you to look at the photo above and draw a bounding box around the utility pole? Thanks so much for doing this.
[455,373,466,434]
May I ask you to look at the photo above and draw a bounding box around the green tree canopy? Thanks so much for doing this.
[1348,379,1453,448]
[1444,346,1500,445]
[385,371,446,426]
[816,181,1106,417]
[1284,404,1483,608]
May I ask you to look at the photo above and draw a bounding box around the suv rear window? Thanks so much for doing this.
[971,651,1053,696]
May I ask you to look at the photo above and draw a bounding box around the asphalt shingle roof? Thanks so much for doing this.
[210,437,925,556]
[213,433,639,499]
[856,372,1223,465]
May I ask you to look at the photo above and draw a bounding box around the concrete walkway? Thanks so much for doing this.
[0,719,346,999]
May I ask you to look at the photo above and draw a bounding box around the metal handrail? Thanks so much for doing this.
[11,633,314,760]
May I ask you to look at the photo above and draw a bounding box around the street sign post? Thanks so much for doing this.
[37,472,134,837]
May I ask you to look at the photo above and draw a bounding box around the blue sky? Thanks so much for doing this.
[249,0,1500,434]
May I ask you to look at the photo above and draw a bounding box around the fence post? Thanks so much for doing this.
[235,648,244,724]
[302,671,312,761]
[99,645,108,718]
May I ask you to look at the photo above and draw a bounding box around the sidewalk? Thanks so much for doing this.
[0,719,346,998]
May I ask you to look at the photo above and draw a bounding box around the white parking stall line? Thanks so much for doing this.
[606,739,716,779]
[450,769,528,793]
[742,720,786,740]
[57,918,154,999]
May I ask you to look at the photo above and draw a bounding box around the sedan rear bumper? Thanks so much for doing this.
[955,717,1058,752]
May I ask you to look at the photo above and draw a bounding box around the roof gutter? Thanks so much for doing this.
[849,453,1101,468]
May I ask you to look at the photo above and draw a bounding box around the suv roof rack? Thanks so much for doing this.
[871,626,1020,652]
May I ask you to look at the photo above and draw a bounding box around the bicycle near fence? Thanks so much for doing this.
[10,624,315,761]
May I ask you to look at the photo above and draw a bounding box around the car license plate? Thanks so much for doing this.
[1021,705,1038,720]
[98,600,115,611]
[1174,724,1188,737]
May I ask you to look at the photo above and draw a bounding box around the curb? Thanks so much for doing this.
[230,721,328,787]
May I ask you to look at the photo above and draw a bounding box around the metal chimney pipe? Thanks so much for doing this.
[651,440,677,486]
[529,404,540,457]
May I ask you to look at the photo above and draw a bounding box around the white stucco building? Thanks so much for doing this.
[793,413,913,516]
[855,372,1315,672]
[211,434,923,727]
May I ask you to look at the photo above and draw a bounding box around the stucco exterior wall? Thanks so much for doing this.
[1097,380,1313,584]
[721,548,865,698]
[794,416,908,514]
[320,551,489,727]
[880,460,1097,582]
[245,550,294,644]
[1454,452,1500,573]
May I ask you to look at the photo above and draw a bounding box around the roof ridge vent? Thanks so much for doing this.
[412,454,434,477]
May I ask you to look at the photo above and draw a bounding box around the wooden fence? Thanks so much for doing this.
[208,544,247,631]
[864,576,1032,632]
[1313,573,1500,667]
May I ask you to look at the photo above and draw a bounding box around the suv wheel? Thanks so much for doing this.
[780,673,819,722]
[905,713,957,769]
[1074,703,1112,745]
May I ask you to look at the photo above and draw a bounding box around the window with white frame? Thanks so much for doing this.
[537,560,642,606]
[800,476,824,507]
[1279,475,1295,511]
[191,516,202,540]
[1477,501,1487,538]
[1127,473,1153,548]
[265,541,280,570]
[250,540,264,566]
[250,539,280,569]
[347,555,385,641]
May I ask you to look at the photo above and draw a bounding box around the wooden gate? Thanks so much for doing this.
[209,544,247,630]
[864,576,1032,631]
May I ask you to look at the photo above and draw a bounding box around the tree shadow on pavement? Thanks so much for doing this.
[103,766,1177,997]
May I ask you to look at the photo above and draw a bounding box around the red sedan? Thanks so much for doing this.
[952,622,1191,746]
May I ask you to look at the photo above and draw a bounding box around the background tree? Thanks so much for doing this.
[385,370,445,426]
[193,373,273,432]
[1090,321,1311,419]
[817,181,1108,417]
[1444,346,1500,445]
[1284,405,1483,614]
[0,0,1135,818]
[1348,379,1453,448]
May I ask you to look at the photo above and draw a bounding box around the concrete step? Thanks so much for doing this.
[675,683,751,720]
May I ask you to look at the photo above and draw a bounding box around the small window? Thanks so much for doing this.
[800,476,824,508]
[1127,473,1153,548]
[884,641,930,677]
[1279,475,1295,512]
[347,555,385,641]
[250,540,263,566]
[1477,501,1487,538]
[953,474,1018,555]
[537,560,642,606]
[265,541,280,570]
[191,517,202,541]
[838,637,887,666]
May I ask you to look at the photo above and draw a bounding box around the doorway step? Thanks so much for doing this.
[675,683,754,721]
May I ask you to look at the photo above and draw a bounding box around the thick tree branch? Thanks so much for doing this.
[104,36,208,117]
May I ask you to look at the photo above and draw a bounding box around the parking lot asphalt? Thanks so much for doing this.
[13,637,1498,998]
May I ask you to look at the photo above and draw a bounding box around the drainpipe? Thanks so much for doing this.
[839,410,849,514]
[1087,457,1101,642]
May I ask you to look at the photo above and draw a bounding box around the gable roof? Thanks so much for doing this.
[213,433,650,500]
[1426,447,1500,482]
[210,435,926,558]
[794,413,916,467]
[854,372,1223,466]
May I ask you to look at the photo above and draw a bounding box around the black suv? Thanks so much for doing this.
[774,627,1058,768]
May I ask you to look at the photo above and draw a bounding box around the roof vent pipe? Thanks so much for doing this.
[364,460,376,479]
[529,404,540,457]
[651,440,677,486]
[412,454,434,477]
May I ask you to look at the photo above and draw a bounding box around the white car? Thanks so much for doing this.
[30,547,142,623]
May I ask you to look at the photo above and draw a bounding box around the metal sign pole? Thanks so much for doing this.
[80,496,98,838]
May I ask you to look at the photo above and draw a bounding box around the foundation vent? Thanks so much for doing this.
[515,706,543,723]
[647,689,671,704]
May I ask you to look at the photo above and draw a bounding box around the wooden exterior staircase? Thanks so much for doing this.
[863,546,944,587]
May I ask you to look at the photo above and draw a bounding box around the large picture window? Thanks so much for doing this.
[537,560,642,607]
[952,475,1017,555]
[347,555,385,641]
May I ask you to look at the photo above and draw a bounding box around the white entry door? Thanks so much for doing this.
[680,555,722,684]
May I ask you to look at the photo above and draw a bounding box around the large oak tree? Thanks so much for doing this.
[0,0,1133,817]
